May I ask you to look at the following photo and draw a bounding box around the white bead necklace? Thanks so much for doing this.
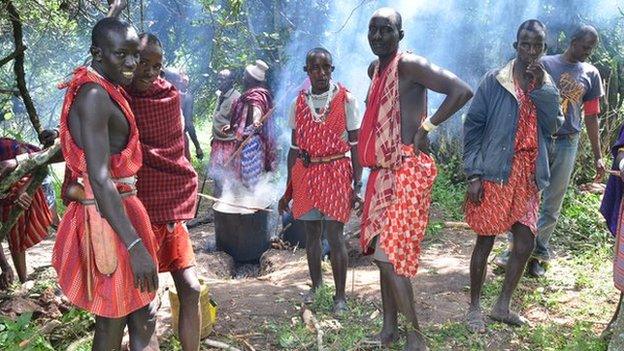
[306,84,335,123]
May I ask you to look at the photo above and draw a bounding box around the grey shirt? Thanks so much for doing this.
[541,54,604,135]
[211,88,241,141]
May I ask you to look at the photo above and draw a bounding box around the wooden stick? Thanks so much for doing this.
[204,339,243,351]
[442,221,471,229]
[197,193,272,212]
[301,305,324,351]
[225,107,276,166]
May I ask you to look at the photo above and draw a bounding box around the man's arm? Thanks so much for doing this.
[401,54,473,126]
[76,85,157,292]
[585,111,605,180]
[530,78,564,135]
[183,96,203,159]
[107,0,127,18]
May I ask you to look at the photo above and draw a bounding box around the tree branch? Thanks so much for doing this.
[0,141,60,195]
[0,167,47,242]
[4,0,42,134]
[0,46,25,68]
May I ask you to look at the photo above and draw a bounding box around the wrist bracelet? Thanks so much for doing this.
[421,117,437,132]
[127,238,142,251]
[619,158,624,173]
[467,176,480,183]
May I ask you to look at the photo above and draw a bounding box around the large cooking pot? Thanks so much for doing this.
[213,201,271,262]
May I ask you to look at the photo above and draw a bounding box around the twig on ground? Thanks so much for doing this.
[204,338,243,351]
[301,305,324,351]
[442,221,470,229]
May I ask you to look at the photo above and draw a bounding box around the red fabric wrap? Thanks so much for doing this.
[52,67,158,318]
[0,138,51,252]
[291,86,353,223]
[231,87,276,172]
[614,202,624,291]
[153,222,196,273]
[127,77,198,224]
[465,82,540,235]
[357,53,437,277]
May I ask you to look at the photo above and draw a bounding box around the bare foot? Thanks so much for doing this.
[404,330,428,351]
[332,296,348,315]
[0,267,15,290]
[377,327,399,347]
[465,307,486,333]
[489,306,527,326]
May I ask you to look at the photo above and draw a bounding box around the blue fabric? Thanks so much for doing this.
[533,134,580,260]
[240,134,264,188]
[463,67,564,190]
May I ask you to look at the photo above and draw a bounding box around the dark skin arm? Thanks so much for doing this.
[278,130,297,215]
[349,130,363,209]
[72,84,157,293]
[107,0,127,18]
[183,96,203,159]
[585,113,605,181]
[0,248,14,289]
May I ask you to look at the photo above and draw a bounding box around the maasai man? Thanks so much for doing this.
[52,17,159,350]
[600,123,624,336]
[163,68,203,161]
[463,20,563,332]
[228,60,276,189]
[278,48,362,313]
[208,69,241,197]
[0,138,52,288]
[127,33,201,351]
[359,8,473,350]
[497,25,605,276]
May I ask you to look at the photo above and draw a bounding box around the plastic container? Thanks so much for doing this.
[169,280,217,339]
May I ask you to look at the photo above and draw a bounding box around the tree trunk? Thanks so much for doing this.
[0,141,60,195]
[4,0,42,134]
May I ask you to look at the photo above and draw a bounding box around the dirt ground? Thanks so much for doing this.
[1,207,617,350]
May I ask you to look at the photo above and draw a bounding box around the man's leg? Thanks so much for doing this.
[9,249,27,283]
[374,260,398,346]
[466,235,495,333]
[92,315,126,351]
[126,301,159,351]
[535,135,579,262]
[171,267,201,351]
[0,248,15,289]
[324,220,348,312]
[490,223,535,325]
[377,261,427,351]
[303,220,323,302]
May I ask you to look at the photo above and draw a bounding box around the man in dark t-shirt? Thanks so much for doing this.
[498,25,605,275]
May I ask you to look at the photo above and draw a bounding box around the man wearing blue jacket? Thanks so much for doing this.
[463,20,563,333]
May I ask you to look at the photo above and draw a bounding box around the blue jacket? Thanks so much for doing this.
[463,60,564,190]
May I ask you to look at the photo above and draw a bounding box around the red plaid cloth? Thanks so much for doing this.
[291,86,353,223]
[465,82,540,235]
[357,53,438,277]
[53,67,158,318]
[127,77,198,224]
[0,138,51,252]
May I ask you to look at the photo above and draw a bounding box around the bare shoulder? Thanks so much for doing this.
[398,53,433,75]
[367,59,379,79]
[73,82,113,117]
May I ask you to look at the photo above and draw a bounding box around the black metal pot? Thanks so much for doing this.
[214,207,271,263]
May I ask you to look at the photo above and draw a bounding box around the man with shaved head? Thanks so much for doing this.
[53,16,159,350]
[208,68,241,196]
[497,24,605,276]
[359,7,472,350]
[279,47,362,313]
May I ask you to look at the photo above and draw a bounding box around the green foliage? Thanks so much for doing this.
[431,167,467,222]
[0,313,54,351]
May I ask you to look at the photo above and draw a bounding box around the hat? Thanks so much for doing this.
[245,59,269,82]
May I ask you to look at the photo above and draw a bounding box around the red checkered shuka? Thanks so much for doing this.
[127,77,198,224]
[53,66,158,318]
[291,86,353,223]
[0,138,52,252]
[357,53,438,277]
[613,201,624,292]
[464,82,540,235]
